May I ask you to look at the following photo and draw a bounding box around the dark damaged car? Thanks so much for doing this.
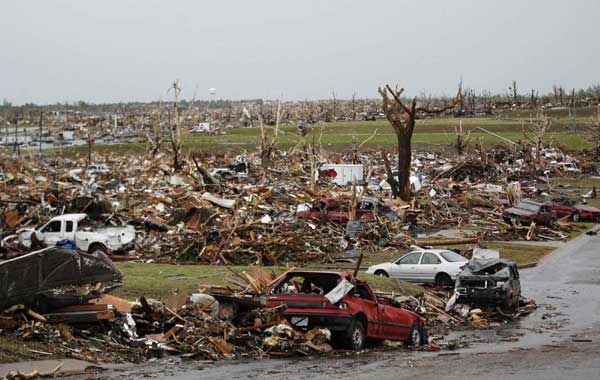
[548,198,600,222]
[0,247,123,312]
[298,198,399,224]
[266,271,425,350]
[455,259,521,311]
[502,200,556,226]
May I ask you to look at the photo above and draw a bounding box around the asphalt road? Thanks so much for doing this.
[65,226,600,380]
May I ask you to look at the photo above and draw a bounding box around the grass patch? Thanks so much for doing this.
[551,177,600,208]
[113,261,423,301]
[113,262,260,300]
[0,335,64,363]
[360,274,424,296]
[566,222,595,239]
[52,113,595,158]
[479,242,555,266]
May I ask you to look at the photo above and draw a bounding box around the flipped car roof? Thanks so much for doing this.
[50,213,87,222]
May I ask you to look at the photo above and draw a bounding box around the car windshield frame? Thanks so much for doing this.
[516,201,541,212]
[271,273,342,295]
[395,252,422,265]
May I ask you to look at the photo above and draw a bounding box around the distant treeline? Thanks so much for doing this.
[2,83,600,113]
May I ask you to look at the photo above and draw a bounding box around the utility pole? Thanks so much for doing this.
[39,112,43,157]
[571,88,576,121]
[13,114,20,157]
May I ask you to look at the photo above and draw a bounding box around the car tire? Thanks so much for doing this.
[435,273,453,287]
[88,243,107,256]
[497,302,516,316]
[344,318,366,351]
[374,270,389,277]
[405,322,426,348]
[572,212,580,222]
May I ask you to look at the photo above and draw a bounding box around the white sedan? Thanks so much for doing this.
[365,249,469,286]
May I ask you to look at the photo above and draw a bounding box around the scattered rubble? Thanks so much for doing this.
[1,147,594,265]
[0,143,595,367]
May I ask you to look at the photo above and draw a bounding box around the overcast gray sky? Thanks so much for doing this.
[1,0,598,104]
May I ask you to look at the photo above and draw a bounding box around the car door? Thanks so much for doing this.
[378,300,413,340]
[39,220,63,246]
[393,252,423,281]
[417,252,442,283]
[351,283,381,337]
[64,220,75,241]
[508,265,521,304]
[537,205,554,225]
[550,203,571,218]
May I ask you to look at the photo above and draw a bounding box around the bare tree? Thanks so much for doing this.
[569,88,577,119]
[553,84,565,105]
[378,84,462,200]
[146,107,166,158]
[351,92,357,120]
[452,120,471,155]
[331,91,337,121]
[169,81,184,171]
[167,80,196,171]
[10,114,20,157]
[509,80,519,105]
[463,88,477,112]
[530,89,538,108]
[245,99,283,171]
[586,107,600,158]
[146,122,165,158]
[86,128,94,167]
[523,110,552,162]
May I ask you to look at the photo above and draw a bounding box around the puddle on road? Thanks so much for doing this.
[446,324,525,346]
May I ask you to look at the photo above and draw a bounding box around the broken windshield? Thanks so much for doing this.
[515,202,541,212]
[441,250,466,262]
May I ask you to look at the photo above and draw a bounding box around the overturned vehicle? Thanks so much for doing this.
[454,259,521,311]
[0,247,123,312]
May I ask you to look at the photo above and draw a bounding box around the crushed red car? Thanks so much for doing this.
[266,271,426,350]
[297,198,398,224]
[502,200,556,226]
[547,198,600,222]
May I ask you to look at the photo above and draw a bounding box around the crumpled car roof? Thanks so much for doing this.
[0,247,123,311]
[462,258,515,274]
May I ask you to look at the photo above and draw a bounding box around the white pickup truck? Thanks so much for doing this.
[20,213,136,255]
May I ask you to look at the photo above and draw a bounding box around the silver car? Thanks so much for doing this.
[365,249,469,286]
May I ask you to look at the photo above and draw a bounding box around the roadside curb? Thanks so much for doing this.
[519,262,538,269]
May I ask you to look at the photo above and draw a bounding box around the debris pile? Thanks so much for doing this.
[2,147,594,266]
[384,286,537,339]
[0,265,333,364]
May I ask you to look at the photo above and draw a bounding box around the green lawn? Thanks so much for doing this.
[113,235,567,301]
[551,177,600,208]
[58,130,591,158]
[46,111,597,158]
[113,261,424,301]
[477,242,555,266]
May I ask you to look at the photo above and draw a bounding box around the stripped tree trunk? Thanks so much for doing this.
[379,84,462,201]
